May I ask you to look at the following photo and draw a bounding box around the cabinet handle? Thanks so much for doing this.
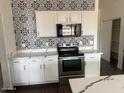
[43,64,46,69]
[37,31,39,36]
[89,57,96,58]
[24,65,26,70]
[14,61,19,63]
[32,60,37,62]
[69,17,71,22]
[66,18,68,23]
[48,59,53,61]
[40,64,42,69]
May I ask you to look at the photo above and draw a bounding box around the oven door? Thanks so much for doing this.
[59,56,84,76]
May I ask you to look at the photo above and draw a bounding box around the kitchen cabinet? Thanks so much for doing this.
[81,11,98,35]
[70,12,82,23]
[11,55,58,86]
[12,58,29,85]
[44,55,58,82]
[57,11,82,24]
[84,53,101,77]
[57,11,69,24]
[29,57,44,85]
[36,11,57,37]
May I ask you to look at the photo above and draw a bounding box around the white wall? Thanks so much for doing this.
[81,0,99,50]
[0,0,16,54]
[0,62,3,87]
[82,11,98,50]
[99,0,124,69]
[0,15,13,89]
[0,0,16,90]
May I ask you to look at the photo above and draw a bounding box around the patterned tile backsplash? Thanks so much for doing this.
[11,0,95,50]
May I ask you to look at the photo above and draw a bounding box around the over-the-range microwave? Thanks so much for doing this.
[56,24,82,37]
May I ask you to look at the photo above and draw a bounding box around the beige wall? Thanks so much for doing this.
[0,0,16,54]
[99,0,124,69]
[0,0,16,89]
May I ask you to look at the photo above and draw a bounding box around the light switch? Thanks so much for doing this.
[90,41,94,45]
[22,43,26,48]
[80,41,83,45]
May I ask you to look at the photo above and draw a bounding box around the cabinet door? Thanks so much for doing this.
[44,56,58,82]
[70,12,82,23]
[12,59,29,85]
[85,54,101,77]
[36,11,57,37]
[85,61,100,78]
[29,57,44,84]
[57,11,69,23]
[81,11,98,35]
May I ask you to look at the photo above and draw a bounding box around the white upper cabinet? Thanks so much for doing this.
[35,11,82,37]
[81,11,98,35]
[57,11,82,24]
[70,12,82,23]
[36,11,57,37]
[57,11,70,24]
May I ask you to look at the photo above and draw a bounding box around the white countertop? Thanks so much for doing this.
[11,51,58,58]
[9,48,102,58]
[69,75,124,93]
[80,50,103,54]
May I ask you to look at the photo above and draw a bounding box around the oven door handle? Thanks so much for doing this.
[59,56,84,60]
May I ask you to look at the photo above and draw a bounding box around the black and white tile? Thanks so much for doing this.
[11,0,95,50]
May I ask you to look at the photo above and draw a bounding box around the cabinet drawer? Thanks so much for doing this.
[85,57,100,62]
[12,58,29,63]
[85,54,101,61]
[45,55,58,61]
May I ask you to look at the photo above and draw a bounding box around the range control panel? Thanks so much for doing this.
[57,43,79,47]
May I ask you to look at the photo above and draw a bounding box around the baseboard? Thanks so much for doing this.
[0,87,16,91]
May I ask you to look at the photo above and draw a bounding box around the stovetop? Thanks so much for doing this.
[57,43,84,57]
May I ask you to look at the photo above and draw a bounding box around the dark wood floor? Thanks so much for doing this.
[2,59,124,93]
[100,59,124,76]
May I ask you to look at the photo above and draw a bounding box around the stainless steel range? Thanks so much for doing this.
[57,43,85,85]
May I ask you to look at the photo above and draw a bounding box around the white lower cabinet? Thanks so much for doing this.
[29,57,44,84]
[44,56,58,82]
[11,55,58,86]
[12,58,29,85]
[85,53,101,78]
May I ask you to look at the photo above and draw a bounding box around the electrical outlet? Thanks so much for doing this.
[45,42,49,47]
[90,41,94,45]
[22,43,26,48]
[80,41,82,45]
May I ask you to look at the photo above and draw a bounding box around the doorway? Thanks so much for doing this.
[110,18,121,68]
[100,20,112,62]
